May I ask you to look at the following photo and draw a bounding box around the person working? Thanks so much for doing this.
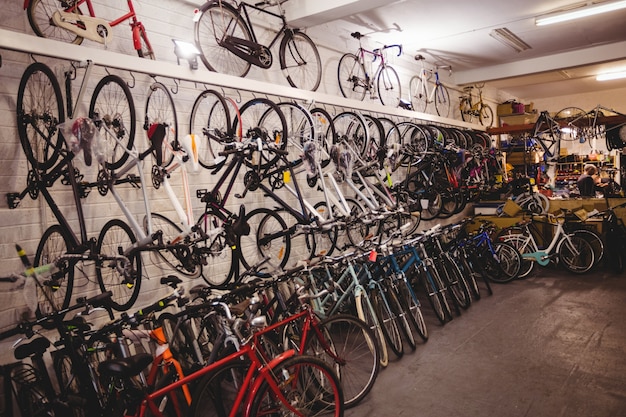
[577,164,597,197]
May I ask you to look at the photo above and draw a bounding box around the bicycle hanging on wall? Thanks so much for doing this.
[459,83,494,127]
[193,0,322,91]
[23,0,155,58]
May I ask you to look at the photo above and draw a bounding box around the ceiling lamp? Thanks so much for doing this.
[597,70,626,81]
[535,0,626,26]
[489,28,532,53]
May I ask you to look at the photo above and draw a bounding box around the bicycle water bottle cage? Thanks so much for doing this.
[147,123,167,166]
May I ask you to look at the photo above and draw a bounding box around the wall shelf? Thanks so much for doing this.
[487,114,626,135]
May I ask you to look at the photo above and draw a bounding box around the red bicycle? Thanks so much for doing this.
[23,0,154,59]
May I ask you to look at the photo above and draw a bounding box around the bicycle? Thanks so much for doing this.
[193,0,322,91]
[408,54,452,117]
[459,83,494,127]
[498,213,596,277]
[11,60,137,313]
[337,31,402,106]
[24,0,154,58]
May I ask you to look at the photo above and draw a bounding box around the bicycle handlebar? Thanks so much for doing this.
[372,44,402,62]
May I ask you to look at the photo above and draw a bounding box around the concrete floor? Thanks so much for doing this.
[346,266,626,417]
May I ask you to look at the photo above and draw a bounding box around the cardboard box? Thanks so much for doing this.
[497,103,514,116]
[500,113,539,126]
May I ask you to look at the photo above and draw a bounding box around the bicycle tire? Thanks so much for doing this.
[570,228,604,266]
[332,111,369,158]
[239,208,290,275]
[275,101,315,163]
[361,114,385,163]
[34,224,74,315]
[316,314,380,408]
[385,283,416,351]
[89,74,136,171]
[355,292,389,367]
[434,83,451,118]
[194,1,252,77]
[135,23,155,59]
[312,202,339,257]
[479,103,495,127]
[344,198,370,249]
[397,121,430,156]
[96,218,141,311]
[196,211,235,288]
[439,255,471,310]
[497,228,535,278]
[158,312,198,372]
[17,62,65,171]
[189,360,248,417]
[237,97,289,169]
[455,248,482,300]
[189,89,233,169]
[142,82,177,167]
[408,75,428,113]
[279,30,322,91]
[27,0,84,44]
[376,65,401,106]
[249,355,344,417]
[415,264,451,325]
[558,235,595,274]
[369,287,403,359]
[487,241,522,283]
[309,107,336,169]
[396,278,428,341]
[146,212,202,278]
[337,53,367,101]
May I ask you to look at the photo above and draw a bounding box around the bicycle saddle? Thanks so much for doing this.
[147,123,167,166]
[415,54,425,61]
[160,275,183,288]
[14,337,50,360]
[98,353,153,378]
[350,32,363,39]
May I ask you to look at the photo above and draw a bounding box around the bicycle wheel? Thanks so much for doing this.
[434,84,451,118]
[158,313,198,372]
[369,287,403,358]
[316,314,380,408]
[17,62,65,171]
[312,202,339,257]
[408,75,428,113]
[135,24,155,59]
[396,278,428,341]
[34,224,74,315]
[279,31,322,91]
[27,0,84,44]
[196,211,235,288]
[249,355,344,417]
[194,1,252,77]
[384,284,416,351]
[376,65,401,106]
[479,103,495,127]
[89,74,136,171]
[337,53,367,101]
[397,121,430,156]
[355,291,388,367]
[189,89,232,169]
[310,107,336,168]
[488,241,522,283]
[237,98,289,169]
[439,256,471,310]
[239,208,290,274]
[190,360,248,417]
[571,229,604,266]
[559,235,594,274]
[276,102,315,162]
[142,82,177,167]
[345,198,370,249]
[415,264,451,325]
[96,219,141,311]
[146,213,202,278]
[332,111,368,158]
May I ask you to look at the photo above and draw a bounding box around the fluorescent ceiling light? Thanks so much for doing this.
[489,28,532,53]
[597,70,626,81]
[536,0,626,26]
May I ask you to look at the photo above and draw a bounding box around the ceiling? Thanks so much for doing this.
[287,0,626,100]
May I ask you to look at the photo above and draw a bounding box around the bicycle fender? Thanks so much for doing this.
[244,349,297,415]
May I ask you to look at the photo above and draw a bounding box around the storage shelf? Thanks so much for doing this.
[487,114,626,135]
